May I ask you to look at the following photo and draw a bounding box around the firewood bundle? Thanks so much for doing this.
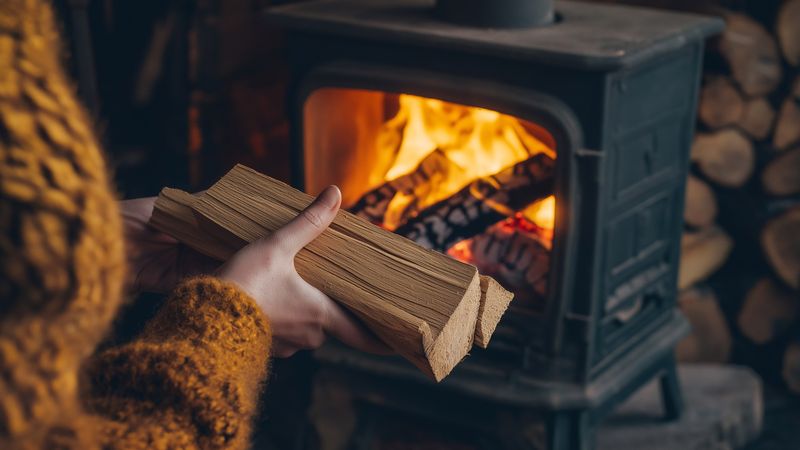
[673,1,800,394]
[149,165,515,382]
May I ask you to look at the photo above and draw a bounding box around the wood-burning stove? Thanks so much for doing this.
[266,1,723,448]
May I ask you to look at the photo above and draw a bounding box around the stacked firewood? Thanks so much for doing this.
[674,0,800,393]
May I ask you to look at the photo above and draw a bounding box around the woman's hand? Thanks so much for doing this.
[216,185,390,357]
[122,196,219,294]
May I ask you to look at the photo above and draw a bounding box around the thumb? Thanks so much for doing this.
[270,185,341,255]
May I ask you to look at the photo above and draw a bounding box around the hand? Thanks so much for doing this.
[121,196,219,294]
[216,185,390,358]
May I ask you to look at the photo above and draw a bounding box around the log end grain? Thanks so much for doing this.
[691,130,755,188]
[778,0,800,66]
[676,288,731,364]
[738,278,798,344]
[678,226,733,290]
[684,175,718,228]
[473,275,515,349]
[762,207,800,290]
[762,147,800,196]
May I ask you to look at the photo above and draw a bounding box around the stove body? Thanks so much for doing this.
[267,1,722,448]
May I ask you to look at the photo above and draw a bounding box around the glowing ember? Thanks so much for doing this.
[375,94,556,233]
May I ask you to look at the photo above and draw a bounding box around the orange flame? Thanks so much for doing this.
[375,94,556,237]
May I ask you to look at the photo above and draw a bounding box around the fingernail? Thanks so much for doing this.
[317,185,340,210]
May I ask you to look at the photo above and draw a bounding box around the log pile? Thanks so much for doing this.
[671,1,800,396]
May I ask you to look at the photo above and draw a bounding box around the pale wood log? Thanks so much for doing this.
[785,341,800,394]
[773,77,800,151]
[474,275,515,348]
[738,97,775,140]
[778,0,800,66]
[762,147,800,196]
[737,278,798,344]
[698,76,744,129]
[678,226,733,290]
[691,129,755,188]
[718,12,783,96]
[150,165,515,381]
[761,206,800,290]
[684,175,718,228]
[675,287,731,363]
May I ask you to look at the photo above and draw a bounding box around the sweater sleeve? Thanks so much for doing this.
[84,276,272,450]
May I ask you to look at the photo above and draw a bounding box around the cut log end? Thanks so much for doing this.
[698,76,744,129]
[762,147,800,196]
[474,275,515,349]
[678,226,733,290]
[691,129,755,188]
[738,278,798,344]
[684,175,718,228]
[423,273,482,382]
[719,12,783,96]
[773,78,800,151]
[739,97,775,140]
[762,207,800,290]
[778,0,800,66]
[676,287,731,364]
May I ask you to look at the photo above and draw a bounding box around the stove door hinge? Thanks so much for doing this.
[574,148,604,186]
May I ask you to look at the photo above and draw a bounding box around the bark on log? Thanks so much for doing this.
[348,149,451,226]
[762,147,800,196]
[678,226,733,290]
[738,278,798,344]
[691,129,755,188]
[773,78,800,151]
[150,165,516,381]
[739,97,775,140]
[394,154,555,252]
[675,287,732,364]
[718,12,783,96]
[778,0,800,66]
[684,175,718,228]
[761,206,800,290]
[698,76,744,129]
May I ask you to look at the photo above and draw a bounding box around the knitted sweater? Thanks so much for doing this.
[0,1,272,449]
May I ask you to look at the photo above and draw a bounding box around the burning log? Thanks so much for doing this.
[149,165,514,381]
[348,149,452,225]
[449,216,551,310]
[394,153,555,251]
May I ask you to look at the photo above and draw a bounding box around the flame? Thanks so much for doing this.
[375,94,556,237]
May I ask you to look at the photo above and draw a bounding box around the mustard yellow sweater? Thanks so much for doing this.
[0,1,272,449]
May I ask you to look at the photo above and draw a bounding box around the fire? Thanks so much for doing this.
[374,94,556,236]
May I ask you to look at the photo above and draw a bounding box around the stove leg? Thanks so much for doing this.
[546,411,591,450]
[659,358,683,421]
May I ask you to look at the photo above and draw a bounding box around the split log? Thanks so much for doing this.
[691,129,755,188]
[762,147,800,196]
[698,76,744,129]
[450,216,551,311]
[761,207,800,290]
[348,149,451,225]
[778,0,800,66]
[738,97,775,140]
[678,226,733,290]
[675,287,731,364]
[474,276,515,348]
[718,12,783,96]
[785,342,800,394]
[738,278,798,344]
[150,165,515,381]
[394,154,555,251]
[684,175,718,228]
[773,78,800,151]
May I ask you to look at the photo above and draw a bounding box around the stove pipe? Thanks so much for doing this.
[435,0,555,28]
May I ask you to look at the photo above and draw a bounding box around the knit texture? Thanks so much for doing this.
[0,1,272,449]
